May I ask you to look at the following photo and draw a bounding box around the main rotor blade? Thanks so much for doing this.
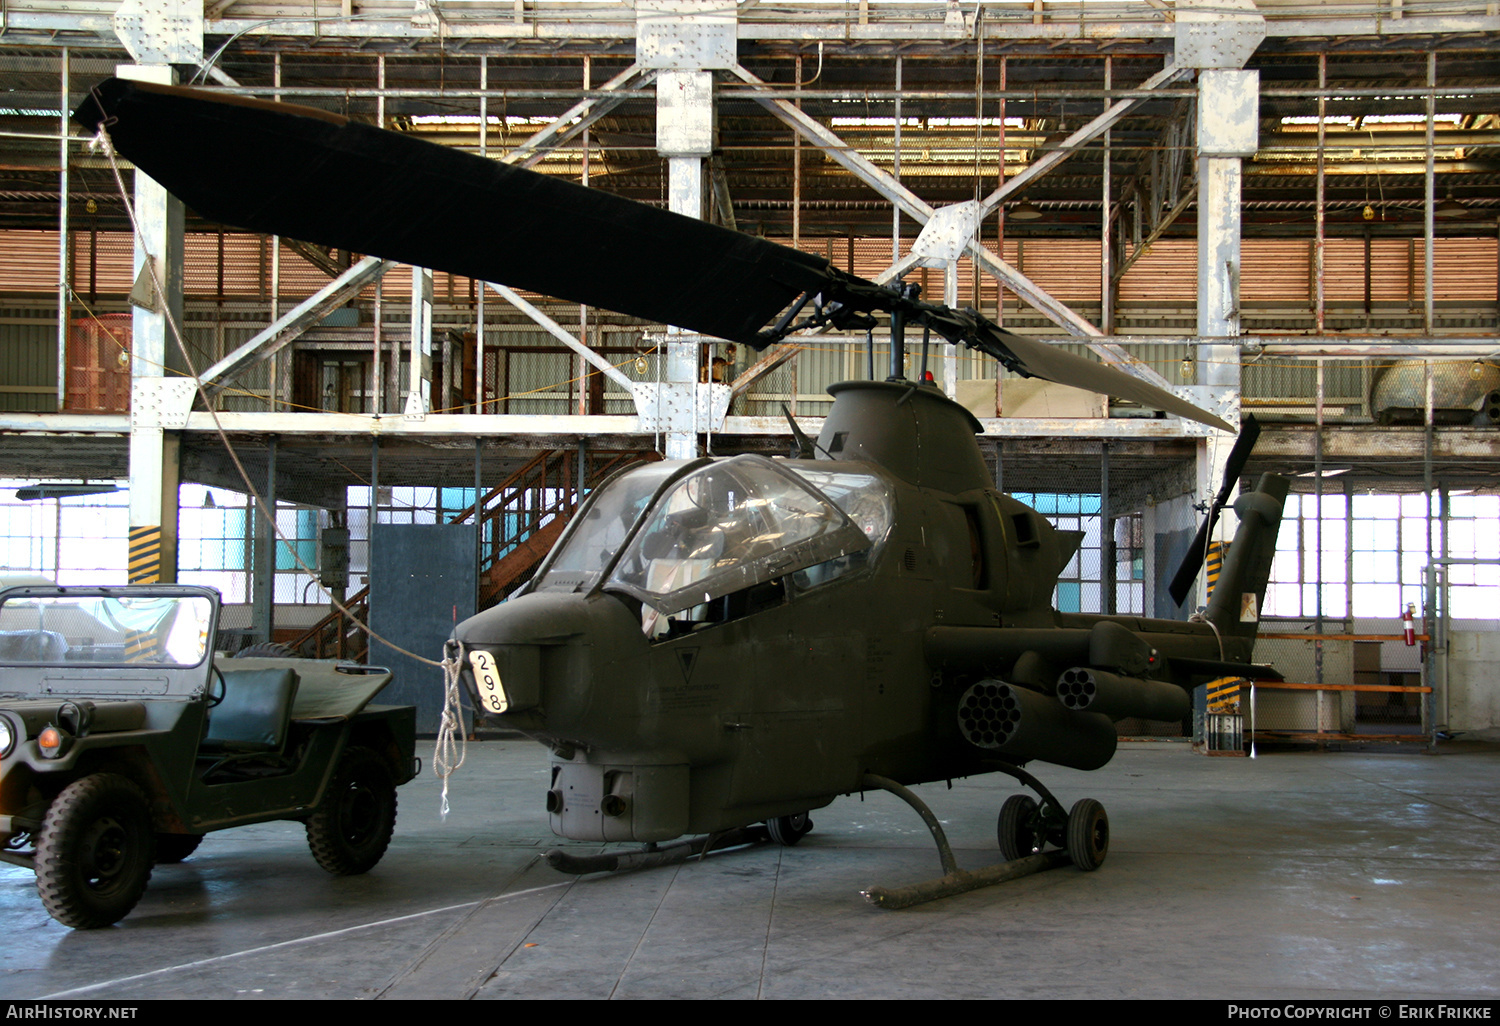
[986,327,1235,433]
[73,78,834,348]
[913,307,1234,433]
[74,77,1237,433]
[1167,414,1262,607]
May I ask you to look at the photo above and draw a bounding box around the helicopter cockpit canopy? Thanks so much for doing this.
[607,455,877,617]
[534,455,889,620]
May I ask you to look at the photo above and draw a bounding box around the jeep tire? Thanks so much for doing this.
[306,746,397,876]
[35,773,155,929]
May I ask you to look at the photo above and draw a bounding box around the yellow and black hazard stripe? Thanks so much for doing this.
[124,628,161,662]
[128,525,161,584]
[1204,540,1226,599]
[1204,675,1245,714]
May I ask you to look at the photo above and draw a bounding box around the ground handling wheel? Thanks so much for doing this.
[1065,798,1109,872]
[996,794,1042,861]
[765,812,813,846]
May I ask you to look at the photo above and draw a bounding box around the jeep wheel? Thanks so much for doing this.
[306,747,397,876]
[35,774,155,929]
[155,833,204,863]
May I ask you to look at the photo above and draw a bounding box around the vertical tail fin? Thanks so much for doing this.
[1203,473,1290,640]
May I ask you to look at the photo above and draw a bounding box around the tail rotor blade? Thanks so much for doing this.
[1167,415,1261,607]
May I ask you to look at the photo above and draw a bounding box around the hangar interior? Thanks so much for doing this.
[1,0,1499,743]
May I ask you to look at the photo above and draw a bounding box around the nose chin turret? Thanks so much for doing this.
[451,590,642,730]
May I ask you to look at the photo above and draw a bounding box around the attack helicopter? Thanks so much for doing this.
[75,78,1288,904]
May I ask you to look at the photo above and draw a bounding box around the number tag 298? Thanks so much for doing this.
[468,650,508,713]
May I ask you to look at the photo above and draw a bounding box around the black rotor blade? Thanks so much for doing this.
[74,77,1238,433]
[914,307,1235,433]
[1167,414,1262,607]
[73,78,835,348]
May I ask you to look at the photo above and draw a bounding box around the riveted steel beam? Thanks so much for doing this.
[979,63,1192,217]
[486,281,635,394]
[199,256,395,395]
[501,63,655,169]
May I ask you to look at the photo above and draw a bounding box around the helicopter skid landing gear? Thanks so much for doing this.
[859,768,1108,909]
[543,824,768,876]
[858,773,1071,909]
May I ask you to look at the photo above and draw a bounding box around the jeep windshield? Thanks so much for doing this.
[0,588,216,672]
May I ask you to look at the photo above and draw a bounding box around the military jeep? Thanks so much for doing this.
[0,584,417,929]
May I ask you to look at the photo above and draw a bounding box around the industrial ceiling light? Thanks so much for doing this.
[15,483,121,501]
[1436,188,1470,219]
[1009,199,1043,221]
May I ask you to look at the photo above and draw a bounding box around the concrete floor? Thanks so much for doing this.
[3,736,1499,1000]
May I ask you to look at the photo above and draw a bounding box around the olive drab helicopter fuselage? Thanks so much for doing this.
[450,379,1288,855]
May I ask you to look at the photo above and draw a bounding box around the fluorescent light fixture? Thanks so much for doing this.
[15,483,122,501]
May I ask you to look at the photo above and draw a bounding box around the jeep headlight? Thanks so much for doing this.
[0,716,13,758]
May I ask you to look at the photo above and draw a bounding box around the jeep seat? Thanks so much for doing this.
[202,667,299,753]
[0,628,68,662]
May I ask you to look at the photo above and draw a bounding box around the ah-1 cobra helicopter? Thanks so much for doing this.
[76,78,1287,905]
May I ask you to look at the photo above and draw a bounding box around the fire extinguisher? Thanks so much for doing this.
[1402,602,1417,646]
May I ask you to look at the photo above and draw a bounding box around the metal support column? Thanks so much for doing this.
[253,435,277,645]
[121,63,185,585]
[1193,68,1257,610]
[656,61,713,459]
[1101,441,1114,616]
[405,265,433,418]
[56,49,69,414]
[476,55,487,415]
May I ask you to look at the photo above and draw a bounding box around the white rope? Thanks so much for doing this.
[434,640,470,819]
[1189,609,1226,662]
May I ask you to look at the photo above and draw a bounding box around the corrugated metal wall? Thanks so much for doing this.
[0,306,60,412]
[9,229,1496,309]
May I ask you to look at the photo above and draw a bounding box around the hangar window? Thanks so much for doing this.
[1265,491,1500,620]
[1012,492,1145,616]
